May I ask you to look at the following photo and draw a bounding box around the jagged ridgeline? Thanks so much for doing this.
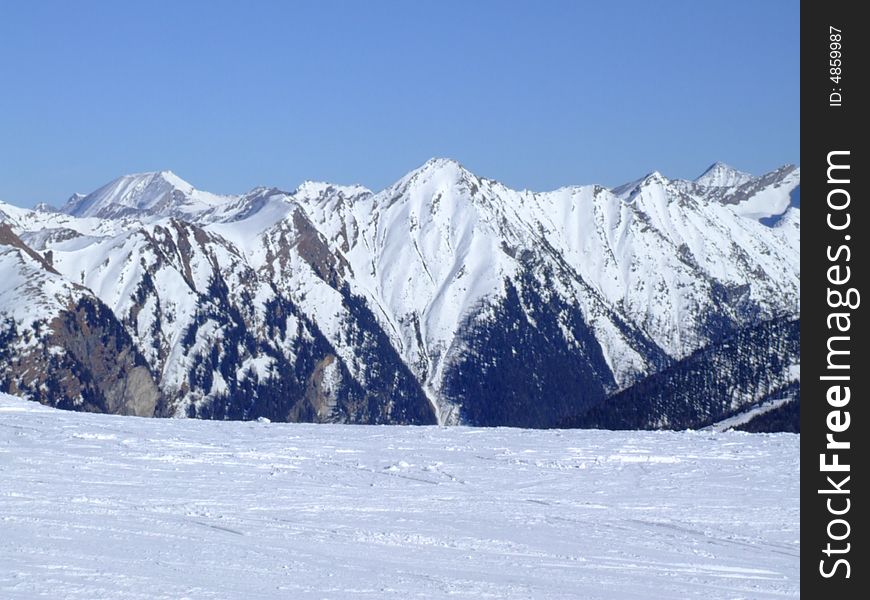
[0,159,799,429]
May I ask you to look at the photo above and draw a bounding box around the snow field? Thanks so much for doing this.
[0,395,798,599]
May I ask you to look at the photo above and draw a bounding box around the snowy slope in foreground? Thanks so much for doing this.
[0,395,798,599]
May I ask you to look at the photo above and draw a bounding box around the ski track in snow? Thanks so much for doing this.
[0,395,798,599]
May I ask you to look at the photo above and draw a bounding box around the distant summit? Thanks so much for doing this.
[60,171,232,219]
[34,202,59,213]
[694,161,753,187]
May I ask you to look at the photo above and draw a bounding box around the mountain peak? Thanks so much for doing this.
[418,157,471,175]
[295,180,372,199]
[33,202,59,213]
[61,170,229,219]
[422,157,462,169]
[611,170,670,200]
[110,170,194,193]
[397,157,477,190]
[695,162,753,187]
[154,170,194,192]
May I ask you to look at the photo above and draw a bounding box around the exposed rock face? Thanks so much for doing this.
[1,226,161,416]
[0,298,161,416]
[47,298,162,416]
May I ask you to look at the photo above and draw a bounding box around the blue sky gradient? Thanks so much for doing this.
[0,0,798,206]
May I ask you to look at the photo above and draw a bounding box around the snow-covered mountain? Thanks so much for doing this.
[694,161,753,187]
[0,223,161,415]
[60,171,234,220]
[0,159,800,428]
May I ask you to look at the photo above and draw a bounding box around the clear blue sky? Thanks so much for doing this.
[0,0,798,207]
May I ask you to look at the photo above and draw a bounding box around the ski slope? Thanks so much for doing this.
[0,394,799,599]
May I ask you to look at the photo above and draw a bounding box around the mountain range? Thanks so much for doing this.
[0,159,800,429]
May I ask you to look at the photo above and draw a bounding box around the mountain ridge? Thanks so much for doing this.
[1,159,800,429]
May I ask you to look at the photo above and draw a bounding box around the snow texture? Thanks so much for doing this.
[0,394,799,599]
